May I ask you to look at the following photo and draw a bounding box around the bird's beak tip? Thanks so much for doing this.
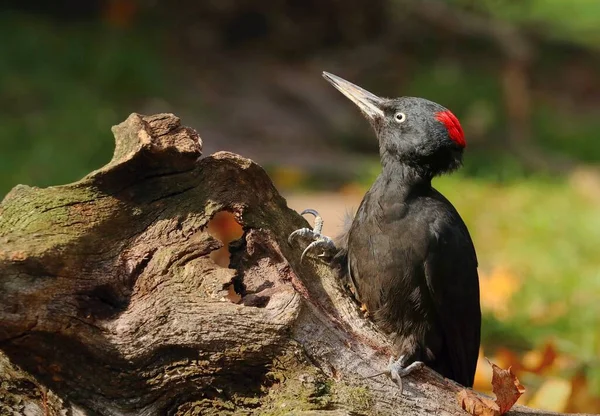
[321,71,384,120]
[321,71,336,84]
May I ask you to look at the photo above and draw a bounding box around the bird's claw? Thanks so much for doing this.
[387,355,425,392]
[287,227,315,244]
[289,209,337,262]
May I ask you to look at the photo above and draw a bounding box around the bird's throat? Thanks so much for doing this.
[380,161,432,191]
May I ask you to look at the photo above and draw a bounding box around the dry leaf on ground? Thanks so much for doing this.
[458,390,500,416]
[458,359,525,416]
[489,359,526,413]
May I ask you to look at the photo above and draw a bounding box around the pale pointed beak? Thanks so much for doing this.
[322,71,385,121]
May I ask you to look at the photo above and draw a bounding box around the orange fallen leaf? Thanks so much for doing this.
[458,359,525,416]
[489,359,526,414]
[458,389,500,416]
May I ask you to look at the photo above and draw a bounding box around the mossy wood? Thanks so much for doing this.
[0,114,591,416]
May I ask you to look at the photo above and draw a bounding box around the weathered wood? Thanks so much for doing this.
[0,113,593,415]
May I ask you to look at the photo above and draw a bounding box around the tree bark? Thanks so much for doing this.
[0,113,593,416]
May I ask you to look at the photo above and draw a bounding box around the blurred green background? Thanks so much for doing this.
[2,0,599,411]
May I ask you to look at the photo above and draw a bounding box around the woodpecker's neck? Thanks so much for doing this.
[380,157,433,191]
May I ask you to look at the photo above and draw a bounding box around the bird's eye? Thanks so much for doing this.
[394,112,406,123]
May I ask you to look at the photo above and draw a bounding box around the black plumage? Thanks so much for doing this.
[325,72,481,387]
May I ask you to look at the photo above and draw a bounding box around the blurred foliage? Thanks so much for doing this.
[458,0,600,48]
[0,12,166,195]
[533,105,600,164]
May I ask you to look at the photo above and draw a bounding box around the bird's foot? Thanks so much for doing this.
[360,303,370,318]
[387,355,425,392]
[288,209,337,262]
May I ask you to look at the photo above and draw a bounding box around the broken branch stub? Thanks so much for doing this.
[0,113,589,416]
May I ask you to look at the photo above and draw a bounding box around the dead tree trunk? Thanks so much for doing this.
[0,114,593,416]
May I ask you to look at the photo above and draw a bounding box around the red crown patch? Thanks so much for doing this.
[435,110,465,148]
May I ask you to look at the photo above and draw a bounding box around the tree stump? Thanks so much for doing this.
[0,113,592,416]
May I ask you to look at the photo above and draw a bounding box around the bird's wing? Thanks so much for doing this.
[424,218,481,387]
[332,206,362,300]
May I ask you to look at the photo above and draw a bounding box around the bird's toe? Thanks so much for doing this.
[386,355,424,391]
[288,227,316,244]
[300,237,336,262]
[290,208,337,261]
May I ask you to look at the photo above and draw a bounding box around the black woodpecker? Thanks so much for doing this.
[289,72,481,388]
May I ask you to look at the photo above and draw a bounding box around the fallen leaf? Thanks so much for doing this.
[458,359,525,416]
[489,359,526,414]
[458,389,500,416]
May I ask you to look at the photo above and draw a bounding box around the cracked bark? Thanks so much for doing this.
[0,113,592,416]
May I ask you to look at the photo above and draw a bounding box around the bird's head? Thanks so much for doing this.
[323,71,465,177]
